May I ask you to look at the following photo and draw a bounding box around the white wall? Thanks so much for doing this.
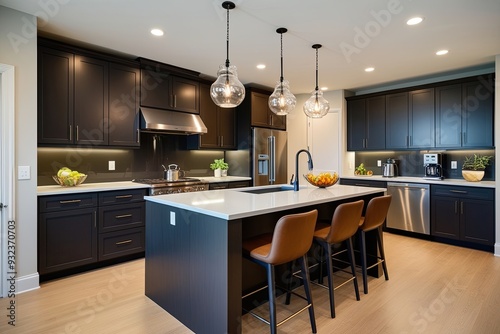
[0,6,39,291]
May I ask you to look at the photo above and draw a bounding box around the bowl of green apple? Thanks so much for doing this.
[53,167,87,187]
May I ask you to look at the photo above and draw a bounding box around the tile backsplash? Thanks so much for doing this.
[38,133,226,186]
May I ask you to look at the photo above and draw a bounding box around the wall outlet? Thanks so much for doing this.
[451,161,457,169]
[108,161,115,171]
[170,211,176,226]
[377,160,382,167]
[18,166,30,180]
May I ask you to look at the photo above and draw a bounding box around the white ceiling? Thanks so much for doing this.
[1,0,499,93]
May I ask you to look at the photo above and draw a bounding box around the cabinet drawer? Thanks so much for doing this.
[99,189,147,205]
[340,179,387,188]
[209,182,229,190]
[39,193,98,213]
[431,185,494,200]
[228,181,251,188]
[99,227,145,261]
[99,203,144,232]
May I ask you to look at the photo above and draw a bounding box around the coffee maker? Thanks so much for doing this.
[424,153,444,180]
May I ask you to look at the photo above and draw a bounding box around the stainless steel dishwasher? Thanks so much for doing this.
[386,182,430,235]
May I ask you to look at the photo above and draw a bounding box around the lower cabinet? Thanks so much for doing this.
[208,180,251,190]
[38,188,147,276]
[431,185,494,246]
[339,178,387,188]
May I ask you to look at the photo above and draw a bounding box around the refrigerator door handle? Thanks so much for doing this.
[269,136,275,183]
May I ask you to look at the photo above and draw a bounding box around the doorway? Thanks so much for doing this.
[0,64,15,297]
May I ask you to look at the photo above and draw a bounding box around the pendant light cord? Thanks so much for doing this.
[280,32,284,83]
[314,47,319,92]
[225,5,230,68]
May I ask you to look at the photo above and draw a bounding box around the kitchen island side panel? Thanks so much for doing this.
[145,201,242,334]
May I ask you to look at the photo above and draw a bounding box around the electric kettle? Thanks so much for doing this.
[383,158,398,177]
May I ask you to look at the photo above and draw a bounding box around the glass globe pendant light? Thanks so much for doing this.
[210,1,245,108]
[268,28,296,115]
[303,44,329,118]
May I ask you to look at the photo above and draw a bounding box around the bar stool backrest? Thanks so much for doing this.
[360,195,392,232]
[266,209,318,265]
[326,200,364,244]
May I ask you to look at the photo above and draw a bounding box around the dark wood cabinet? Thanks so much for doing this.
[385,92,409,149]
[188,83,236,149]
[408,88,434,148]
[74,55,109,146]
[431,185,495,246]
[38,47,74,145]
[249,90,286,130]
[38,188,147,277]
[140,60,200,114]
[208,180,251,190]
[38,193,98,275]
[108,63,140,147]
[38,41,141,147]
[435,76,493,149]
[347,96,385,150]
[339,178,387,188]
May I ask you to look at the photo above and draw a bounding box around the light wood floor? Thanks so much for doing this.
[2,233,500,334]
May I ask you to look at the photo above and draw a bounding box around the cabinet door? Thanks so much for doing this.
[198,83,219,148]
[271,114,286,130]
[365,96,385,149]
[250,91,272,127]
[431,196,460,240]
[219,107,236,149]
[39,208,97,274]
[171,76,199,114]
[386,92,409,149]
[409,88,434,148]
[460,198,494,245]
[435,84,462,148]
[74,55,109,145]
[140,68,170,109]
[108,63,140,147]
[347,99,366,151]
[38,47,74,145]
[462,77,494,148]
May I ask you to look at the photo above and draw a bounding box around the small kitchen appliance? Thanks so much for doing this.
[383,158,398,177]
[423,153,444,180]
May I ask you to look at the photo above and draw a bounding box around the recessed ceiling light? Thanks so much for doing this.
[436,49,449,56]
[320,87,328,91]
[151,28,164,36]
[256,64,266,70]
[407,17,423,25]
[365,67,375,72]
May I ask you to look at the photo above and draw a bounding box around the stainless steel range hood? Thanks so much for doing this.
[139,107,207,135]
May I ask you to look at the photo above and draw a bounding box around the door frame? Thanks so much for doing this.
[0,63,16,297]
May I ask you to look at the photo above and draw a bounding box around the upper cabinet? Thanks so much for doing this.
[38,40,140,147]
[348,74,494,151]
[187,83,236,149]
[435,75,494,148]
[246,89,286,130]
[139,59,200,114]
[347,96,385,150]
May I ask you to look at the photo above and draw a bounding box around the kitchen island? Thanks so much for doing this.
[144,184,385,334]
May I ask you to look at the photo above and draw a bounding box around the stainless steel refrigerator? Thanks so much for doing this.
[252,128,288,186]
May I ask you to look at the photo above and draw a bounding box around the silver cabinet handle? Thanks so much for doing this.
[59,199,81,204]
[76,125,79,141]
[450,190,467,194]
[136,129,140,144]
[116,240,132,245]
[115,195,133,199]
[69,125,73,141]
[115,214,132,219]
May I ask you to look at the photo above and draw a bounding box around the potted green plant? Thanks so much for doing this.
[210,158,228,177]
[461,154,493,182]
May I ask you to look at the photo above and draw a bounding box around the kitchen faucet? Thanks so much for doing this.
[293,149,313,191]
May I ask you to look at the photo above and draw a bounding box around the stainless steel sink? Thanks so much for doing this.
[238,186,294,194]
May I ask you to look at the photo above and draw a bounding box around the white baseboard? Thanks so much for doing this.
[16,273,39,294]
[495,243,500,257]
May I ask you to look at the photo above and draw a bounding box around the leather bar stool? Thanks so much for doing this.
[358,194,392,294]
[313,200,364,318]
[242,209,318,334]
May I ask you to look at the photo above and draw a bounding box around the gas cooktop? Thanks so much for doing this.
[132,177,204,187]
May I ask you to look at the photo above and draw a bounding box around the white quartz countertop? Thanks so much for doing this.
[145,184,385,220]
[196,176,252,183]
[340,175,495,188]
[37,181,150,196]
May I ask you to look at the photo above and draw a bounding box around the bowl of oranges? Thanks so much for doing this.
[303,171,339,188]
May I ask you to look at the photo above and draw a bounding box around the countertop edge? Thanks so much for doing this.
[340,176,495,188]
[37,181,151,196]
